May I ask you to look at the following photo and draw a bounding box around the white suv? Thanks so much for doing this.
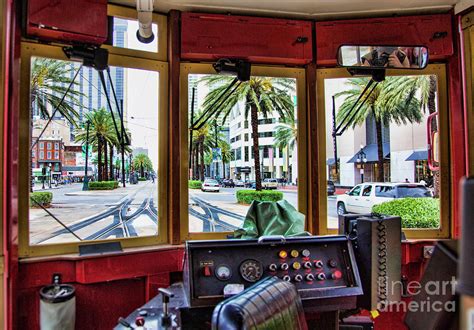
[336,182,432,215]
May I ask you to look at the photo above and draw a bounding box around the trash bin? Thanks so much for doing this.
[40,283,76,330]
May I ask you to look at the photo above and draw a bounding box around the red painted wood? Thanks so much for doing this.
[181,12,313,65]
[26,0,108,45]
[4,1,22,329]
[447,15,466,239]
[316,14,454,66]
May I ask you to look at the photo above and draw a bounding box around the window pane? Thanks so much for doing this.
[325,75,440,229]
[188,74,298,233]
[29,57,159,245]
[112,17,159,53]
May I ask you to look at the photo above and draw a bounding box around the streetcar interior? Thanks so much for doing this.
[0,0,473,329]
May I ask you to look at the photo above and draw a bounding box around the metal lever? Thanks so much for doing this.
[258,235,286,245]
[159,288,175,328]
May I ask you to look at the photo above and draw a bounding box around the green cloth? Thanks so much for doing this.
[234,199,310,239]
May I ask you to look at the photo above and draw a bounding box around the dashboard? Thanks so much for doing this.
[184,235,363,310]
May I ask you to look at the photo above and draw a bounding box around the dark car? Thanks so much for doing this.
[222,179,235,188]
[327,180,336,195]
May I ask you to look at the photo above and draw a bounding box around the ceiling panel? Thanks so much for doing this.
[111,0,458,19]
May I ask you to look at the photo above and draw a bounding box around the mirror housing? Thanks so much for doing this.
[337,45,429,70]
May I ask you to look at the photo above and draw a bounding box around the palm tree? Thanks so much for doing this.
[219,140,233,179]
[382,75,439,196]
[133,153,153,178]
[200,76,295,190]
[336,77,423,181]
[75,108,117,181]
[30,58,82,191]
[274,108,297,182]
[30,58,82,124]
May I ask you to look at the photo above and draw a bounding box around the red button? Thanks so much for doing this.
[203,266,212,277]
[332,270,342,280]
[135,316,145,326]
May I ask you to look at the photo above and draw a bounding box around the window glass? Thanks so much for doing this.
[362,185,372,196]
[325,74,440,229]
[187,74,298,233]
[375,185,396,197]
[29,56,159,245]
[348,185,361,196]
[112,17,158,53]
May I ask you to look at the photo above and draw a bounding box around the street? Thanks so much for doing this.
[29,183,338,244]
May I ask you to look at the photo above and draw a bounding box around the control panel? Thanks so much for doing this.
[184,235,362,309]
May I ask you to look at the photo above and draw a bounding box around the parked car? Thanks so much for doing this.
[222,179,235,188]
[327,180,336,195]
[336,182,432,215]
[235,180,245,187]
[201,179,220,192]
[262,178,278,190]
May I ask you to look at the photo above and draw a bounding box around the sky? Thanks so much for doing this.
[123,20,159,170]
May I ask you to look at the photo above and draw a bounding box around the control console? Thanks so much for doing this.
[184,235,362,311]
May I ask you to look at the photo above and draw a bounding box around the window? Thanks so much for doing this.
[183,66,305,238]
[319,66,449,238]
[362,185,372,196]
[106,5,167,61]
[375,185,396,197]
[348,185,361,196]
[39,151,44,159]
[32,150,36,158]
[21,43,168,256]
[39,142,44,149]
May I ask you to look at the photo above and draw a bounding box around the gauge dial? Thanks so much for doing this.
[239,259,263,283]
[215,265,232,281]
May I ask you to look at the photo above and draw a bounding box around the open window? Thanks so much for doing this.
[317,65,450,238]
[180,64,307,240]
[19,42,168,256]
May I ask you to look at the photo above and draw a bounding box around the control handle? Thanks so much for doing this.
[258,235,286,245]
[159,288,175,328]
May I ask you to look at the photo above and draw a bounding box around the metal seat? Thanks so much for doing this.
[211,277,308,330]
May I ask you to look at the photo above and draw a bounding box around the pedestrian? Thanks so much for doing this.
[405,178,410,183]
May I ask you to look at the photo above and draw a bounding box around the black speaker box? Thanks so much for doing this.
[340,214,402,310]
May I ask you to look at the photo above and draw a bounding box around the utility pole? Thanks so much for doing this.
[215,120,219,179]
[120,99,126,188]
[332,95,338,177]
[82,120,90,191]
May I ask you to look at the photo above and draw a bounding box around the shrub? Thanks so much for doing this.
[138,177,147,182]
[88,181,116,190]
[189,180,202,189]
[30,192,53,208]
[372,197,440,228]
[236,190,283,204]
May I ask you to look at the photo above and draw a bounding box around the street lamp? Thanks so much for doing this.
[48,162,52,189]
[356,145,367,183]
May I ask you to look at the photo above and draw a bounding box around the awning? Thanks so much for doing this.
[62,166,93,172]
[405,150,428,161]
[347,143,390,163]
[326,158,339,166]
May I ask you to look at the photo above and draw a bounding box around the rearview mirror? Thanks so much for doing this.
[337,45,429,70]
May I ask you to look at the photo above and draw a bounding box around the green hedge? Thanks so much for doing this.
[189,180,202,189]
[30,192,53,208]
[113,181,119,188]
[236,190,283,204]
[88,181,116,190]
[372,197,440,228]
[138,177,147,181]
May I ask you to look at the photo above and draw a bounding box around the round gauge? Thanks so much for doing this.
[239,259,263,283]
[215,265,232,281]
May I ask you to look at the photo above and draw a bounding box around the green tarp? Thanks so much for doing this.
[234,199,310,239]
